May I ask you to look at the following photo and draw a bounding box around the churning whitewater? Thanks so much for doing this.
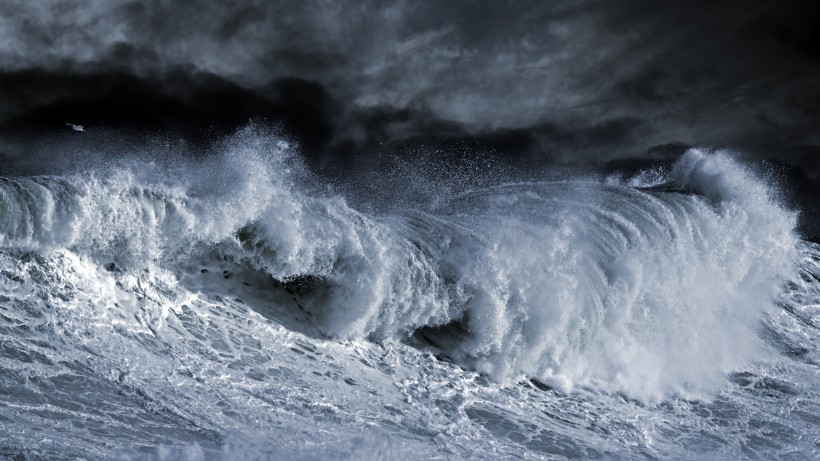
[1,128,818,459]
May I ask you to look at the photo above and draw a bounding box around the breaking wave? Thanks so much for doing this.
[0,127,800,402]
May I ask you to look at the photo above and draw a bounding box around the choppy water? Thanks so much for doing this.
[1,128,818,459]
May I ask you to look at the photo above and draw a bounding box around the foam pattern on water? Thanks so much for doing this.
[0,129,816,458]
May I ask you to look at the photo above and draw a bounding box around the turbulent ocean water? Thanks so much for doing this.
[0,128,818,460]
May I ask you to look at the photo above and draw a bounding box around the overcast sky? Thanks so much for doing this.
[1,0,818,184]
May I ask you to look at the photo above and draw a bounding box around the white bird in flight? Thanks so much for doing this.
[65,123,85,132]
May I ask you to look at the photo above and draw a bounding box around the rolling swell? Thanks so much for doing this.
[0,129,800,401]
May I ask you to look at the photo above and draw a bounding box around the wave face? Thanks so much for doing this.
[1,127,817,459]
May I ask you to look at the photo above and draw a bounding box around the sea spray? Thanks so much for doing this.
[0,130,799,401]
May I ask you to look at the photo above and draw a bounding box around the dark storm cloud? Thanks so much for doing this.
[0,0,818,172]
[0,69,339,157]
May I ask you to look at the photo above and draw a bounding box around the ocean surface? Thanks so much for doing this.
[1,128,818,460]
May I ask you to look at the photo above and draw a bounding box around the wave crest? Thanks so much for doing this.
[0,131,799,400]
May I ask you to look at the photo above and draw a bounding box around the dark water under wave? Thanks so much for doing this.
[0,128,818,459]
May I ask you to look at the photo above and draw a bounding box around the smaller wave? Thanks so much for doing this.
[0,130,298,265]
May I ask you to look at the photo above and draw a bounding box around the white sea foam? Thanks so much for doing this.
[0,129,800,401]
